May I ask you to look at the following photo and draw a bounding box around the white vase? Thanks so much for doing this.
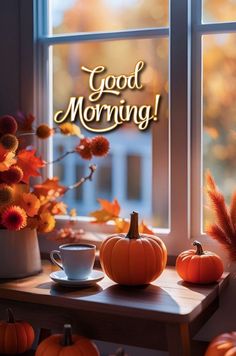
[0,229,42,278]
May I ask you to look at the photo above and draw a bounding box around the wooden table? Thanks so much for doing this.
[0,261,229,356]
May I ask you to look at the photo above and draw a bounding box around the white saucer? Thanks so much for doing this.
[50,269,104,288]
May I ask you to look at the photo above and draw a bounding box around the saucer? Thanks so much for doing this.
[50,269,104,288]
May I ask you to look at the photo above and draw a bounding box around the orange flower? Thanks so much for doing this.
[1,205,27,231]
[38,213,55,233]
[0,145,16,172]
[21,193,40,217]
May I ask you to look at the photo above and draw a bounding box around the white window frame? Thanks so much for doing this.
[22,0,236,256]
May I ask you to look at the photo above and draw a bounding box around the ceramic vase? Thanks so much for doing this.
[0,228,42,278]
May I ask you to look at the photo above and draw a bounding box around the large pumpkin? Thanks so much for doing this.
[36,324,100,356]
[0,308,35,354]
[205,332,236,356]
[176,241,224,284]
[100,211,167,285]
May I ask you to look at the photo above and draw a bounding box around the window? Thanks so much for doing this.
[33,0,236,255]
[191,1,236,239]
[36,0,170,229]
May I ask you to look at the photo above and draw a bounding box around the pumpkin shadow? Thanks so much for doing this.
[36,281,103,297]
[102,283,181,313]
[177,279,219,296]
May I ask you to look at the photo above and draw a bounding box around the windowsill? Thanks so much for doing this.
[38,215,169,254]
[38,215,230,268]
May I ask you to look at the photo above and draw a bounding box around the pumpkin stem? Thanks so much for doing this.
[62,324,73,346]
[7,308,15,323]
[193,241,204,255]
[126,211,140,239]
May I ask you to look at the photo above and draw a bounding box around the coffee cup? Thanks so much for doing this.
[50,243,96,280]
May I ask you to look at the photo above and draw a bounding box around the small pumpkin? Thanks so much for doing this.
[205,332,236,356]
[176,240,224,284]
[35,324,100,356]
[0,308,35,354]
[100,211,167,285]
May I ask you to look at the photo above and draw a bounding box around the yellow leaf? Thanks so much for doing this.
[115,218,130,233]
[70,208,77,217]
[90,209,116,223]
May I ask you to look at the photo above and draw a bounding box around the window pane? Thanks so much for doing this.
[203,0,236,23]
[52,38,169,227]
[50,0,169,34]
[203,34,236,229]
[126,155,142,200]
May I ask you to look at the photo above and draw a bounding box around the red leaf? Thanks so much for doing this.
[33,177,67,198]
[17,149,45,183]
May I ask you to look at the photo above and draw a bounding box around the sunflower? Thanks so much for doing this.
[38,212,55,233]
[21,193,40,217]
[1,205,27,231]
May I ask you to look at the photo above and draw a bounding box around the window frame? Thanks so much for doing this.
[33,0,192,256]
[30,0,236,257]
[191,1,236,247]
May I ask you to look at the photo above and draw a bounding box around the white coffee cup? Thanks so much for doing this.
[50,243,96,280]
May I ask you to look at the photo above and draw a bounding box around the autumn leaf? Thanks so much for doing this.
[98,198,120,217]
[59,123,81,137]
[115,218,130,233]
[139,220,155,235]
[50,201,67,215]
[90,198,120,223]
[70,208,77,217]
[16,149,45,183]
[33,177,67,198]
[0,144,16,171]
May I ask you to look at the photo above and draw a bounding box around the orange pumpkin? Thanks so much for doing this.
[176,240,224,284]
[36,324,100,356]
[100,211,167,285]
[205,332,236,356]
[0,308,35,354]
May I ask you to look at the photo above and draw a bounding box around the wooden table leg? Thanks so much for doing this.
[166,323,191,356]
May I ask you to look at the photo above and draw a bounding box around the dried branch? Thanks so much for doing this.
[68,164,97,190]
[46,150,76,165]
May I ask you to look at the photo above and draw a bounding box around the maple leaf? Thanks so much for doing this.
[16,149,45,183]
[33,177,67,198]
[59,123,81,137]
[90,198,120,223]
[98,198,120,216]
[139,220,155,235]
[115,218,130,233]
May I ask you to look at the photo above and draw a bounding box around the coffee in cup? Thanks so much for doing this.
[50,243,96,280]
